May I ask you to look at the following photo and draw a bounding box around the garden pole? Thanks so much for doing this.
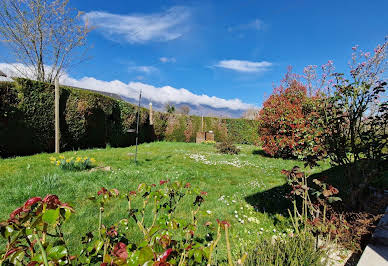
[135,89,142,163]
[55,77,60,153]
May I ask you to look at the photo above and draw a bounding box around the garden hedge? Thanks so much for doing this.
[0,79,259,157]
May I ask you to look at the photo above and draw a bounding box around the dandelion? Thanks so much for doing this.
[59,155,65,159]
[56,161,60,166]
[90,158,96,163]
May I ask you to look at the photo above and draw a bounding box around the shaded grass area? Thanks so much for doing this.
[0,142,331,255]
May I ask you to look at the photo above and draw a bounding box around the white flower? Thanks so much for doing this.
[240,220,244,224]
[232,200,236,203]
[235,215,238,218]
[273,229,276,232]
[260,228,264,231]
[206,210,212,214]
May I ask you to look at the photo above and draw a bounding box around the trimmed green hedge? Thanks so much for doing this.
[0,79,259,157]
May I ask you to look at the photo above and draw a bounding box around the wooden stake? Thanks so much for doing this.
[135,90,142,163]
[55,77,60,153]
[149,102,153,125]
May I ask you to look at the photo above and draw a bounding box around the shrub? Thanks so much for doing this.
[0,195,74,265]
[245,232,325,266]
[50,156,95,171]
[258,72,325,164]
[216,140,240,155]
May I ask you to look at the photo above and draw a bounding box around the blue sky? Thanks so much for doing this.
[2,0,388,111]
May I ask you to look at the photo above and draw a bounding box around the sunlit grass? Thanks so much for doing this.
[0,142,330,255]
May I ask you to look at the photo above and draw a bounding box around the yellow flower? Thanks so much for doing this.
[76,157,81,162]
[59,155,65,159]
[56,161,60,166]
[66,159,70,163]
[90,158,96,163]
[50,156,56,161]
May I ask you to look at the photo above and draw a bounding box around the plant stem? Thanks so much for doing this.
[34,232,49,266]
[225,226,233,266]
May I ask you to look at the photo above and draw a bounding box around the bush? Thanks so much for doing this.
[216,140,240,155]
[258,73,325,164]
[245,233,325,266]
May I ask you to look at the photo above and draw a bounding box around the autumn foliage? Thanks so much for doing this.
[258,75,325,163]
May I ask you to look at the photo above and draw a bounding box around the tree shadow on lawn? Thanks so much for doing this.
[244,164,358,216]
[251,149,296,161]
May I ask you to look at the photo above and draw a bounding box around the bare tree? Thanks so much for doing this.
[242,108,259,120]
[178,105,190,115]
[165,103,176,114]
[0,0,91,83]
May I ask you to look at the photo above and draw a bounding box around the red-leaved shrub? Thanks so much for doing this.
[258,73,325,164]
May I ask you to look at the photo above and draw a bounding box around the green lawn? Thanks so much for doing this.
[0,142,330,255]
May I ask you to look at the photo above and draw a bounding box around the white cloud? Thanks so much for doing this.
[215,60,272,73]
[0,62,252,110]
[128,65,158,74]
[83,6,190,43]
[159,57,176,63]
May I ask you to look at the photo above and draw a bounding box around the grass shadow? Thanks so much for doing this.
[244,184,292,215]
[251,149,296,161]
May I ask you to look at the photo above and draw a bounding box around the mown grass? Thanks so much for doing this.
[0,142,330,256]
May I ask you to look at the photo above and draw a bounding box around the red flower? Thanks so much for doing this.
[151,184,156,187]
[23,197,42,210]
[107,226,118,238]
[184,183,191,188]
[200,191,208,196]
[112,242,128,260]
[42,195,61,209]
[97,187,108,196]
[129,191,137,196]
[160,180,169,185]
[10,207,24,219]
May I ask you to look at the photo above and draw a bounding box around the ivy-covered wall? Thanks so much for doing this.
[0,79,259,157]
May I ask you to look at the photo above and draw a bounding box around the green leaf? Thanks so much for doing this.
[137,246,154,265]
[47,245,68,260]
[42,208,60,225]
[194,249,203,263]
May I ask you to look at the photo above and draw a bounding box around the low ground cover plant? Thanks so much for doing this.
[50,156,96,171]
[216,140,240,155]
